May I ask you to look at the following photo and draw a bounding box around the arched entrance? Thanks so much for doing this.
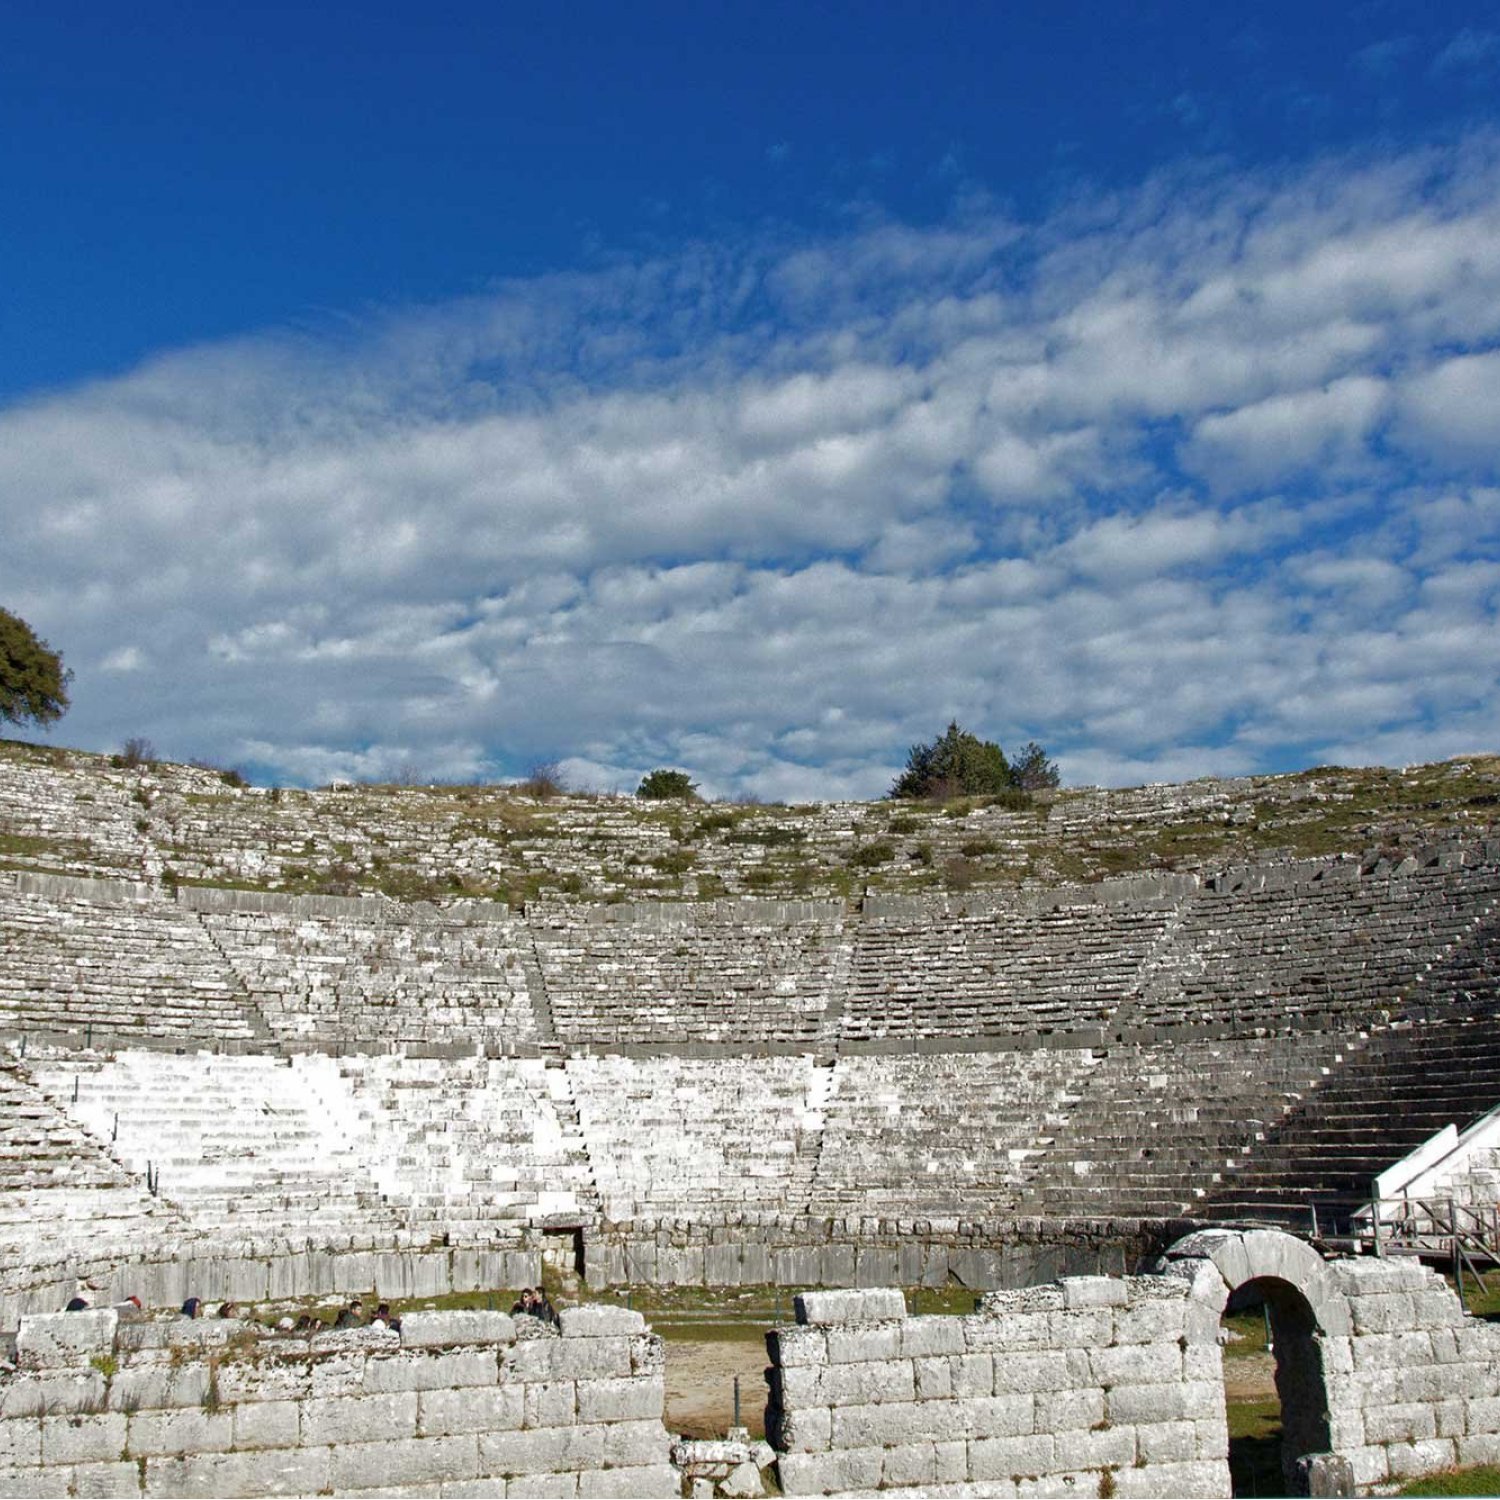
[1157,1229,1352,1498]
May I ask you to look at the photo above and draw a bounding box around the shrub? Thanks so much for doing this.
[519,761,565,798]
[637,768,699,801]
[118,737,156,768]
[849,842,896,868]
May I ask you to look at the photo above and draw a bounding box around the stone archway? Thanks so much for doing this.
[1156,1228,1352,1497]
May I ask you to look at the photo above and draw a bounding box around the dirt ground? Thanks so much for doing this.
[664,1337,773,1439]
[1223,1349,1277,1400]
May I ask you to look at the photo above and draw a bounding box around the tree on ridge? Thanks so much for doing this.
[0,609,72,729]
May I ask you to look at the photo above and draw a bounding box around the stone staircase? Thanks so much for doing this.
[1015,1032,1362,1219]
[1201,1015,1500,1229]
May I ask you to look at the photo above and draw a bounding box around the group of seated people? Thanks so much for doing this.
[65,1284,556,1332]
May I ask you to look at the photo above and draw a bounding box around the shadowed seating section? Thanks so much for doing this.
[533,905,848,1046]
[0,883,259,1042]
[199,906,538,1048]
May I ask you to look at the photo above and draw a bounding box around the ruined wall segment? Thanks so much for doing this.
[766,1280,1229,1498]
[0,1303,675,1498]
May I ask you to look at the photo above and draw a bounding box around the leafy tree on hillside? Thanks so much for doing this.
[1011,740,1062,791]
[0,609,71,729]
[890,721,1057,800]
[637,768,699,801]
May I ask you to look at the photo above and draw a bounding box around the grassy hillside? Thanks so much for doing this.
[2,738,1497,905]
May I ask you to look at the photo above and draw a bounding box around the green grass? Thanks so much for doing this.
[1226,1398,1283,1497]
[1396,1466,1500,1496]
[1221,1307,1272,1357]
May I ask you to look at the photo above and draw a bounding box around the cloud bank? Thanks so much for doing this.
[4,136,1499,798]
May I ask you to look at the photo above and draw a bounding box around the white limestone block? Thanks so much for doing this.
[126,1406,234,1457]
[558,1305,644,1338]
[1058,1276,1126,1309]
[794,1288,904,1325]
[766,1326,826,1368]
[419,1384,524,1437]
[774,1404,831,1453]
[989,1351,1071,1395]
[1113,1458,1230,1498]
[301,1390,419,1447]
[365,1348,498,1393]
[39,1413,129,1467]
[16,1310,118,1370]
[497,1477,576,1498]
[60,1458,138,1498]
[327,1433,481,1492]
[2,1372,108,1419]
[575,1465,682,1498]
[815,1358,914,1407]
[575,1375,665,1424]
[898,1317,966,1358]
[1090,1342,1180,1386]
[399,1311,515,1349]
[824,1323,901,1365]
[232,1398,301,1450]
[1135,1419,1198,1464]
[776,1445,883,1495]
[524,1379,578,1429]
[1384,1436,1458,1480]
[1034,1387,1104,1434]
[969,1431,1056,1481]
[478,1422,607,1475]
[0,1423,40,1470]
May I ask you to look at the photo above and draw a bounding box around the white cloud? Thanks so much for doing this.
[3,135,1499,793]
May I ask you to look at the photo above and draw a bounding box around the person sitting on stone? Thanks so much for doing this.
[510,1288,536,1317]
[64,1295,90,1311]
[112,1294,145,1321]
[333,1298,364,1328]
[181,1296,202,1318]
[217,1300,239,1319]
[293,1313,317,1332]
[531,1287,558,1326]
[372,1301,400,1332]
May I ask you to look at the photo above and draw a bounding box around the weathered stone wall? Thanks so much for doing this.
[1,1242,539,1334]
[588,1215,1169,1293]
[767,1280,1227,1497]
[0,1303,674,1498]
[764,1232,1500,1496]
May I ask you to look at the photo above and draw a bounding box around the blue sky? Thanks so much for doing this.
[2,2,1498,797]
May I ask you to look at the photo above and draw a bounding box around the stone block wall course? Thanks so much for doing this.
[0,1308,672,1499]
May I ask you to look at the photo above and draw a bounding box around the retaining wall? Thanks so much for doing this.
[0,1304,673,1498]
[764,1230,1500,1497]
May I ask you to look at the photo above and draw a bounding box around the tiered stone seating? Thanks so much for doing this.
[0,751,151,879]
[0,1053,181,1275]
[1126,858,1500,1033]
[200,907,537,1048]
[0,1055,135,1193]
[808,1051,1098,1215]
[533,907,847,1046]
[0,881,259,1042]
[1201,1015,1500,1228]
[568,1056,817,1220]
[1015,1033,1361,1219]
[339,1055,594,1240]
[841,900,1181,1042]
[34,1051,404,1239]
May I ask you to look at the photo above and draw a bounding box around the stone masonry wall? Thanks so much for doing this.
[765,1232,1500,1497]
[0,1303,674,1498]
[766,1280,1228,1498]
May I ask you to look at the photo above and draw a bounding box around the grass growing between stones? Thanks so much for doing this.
[1394,1465,1500,1496]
